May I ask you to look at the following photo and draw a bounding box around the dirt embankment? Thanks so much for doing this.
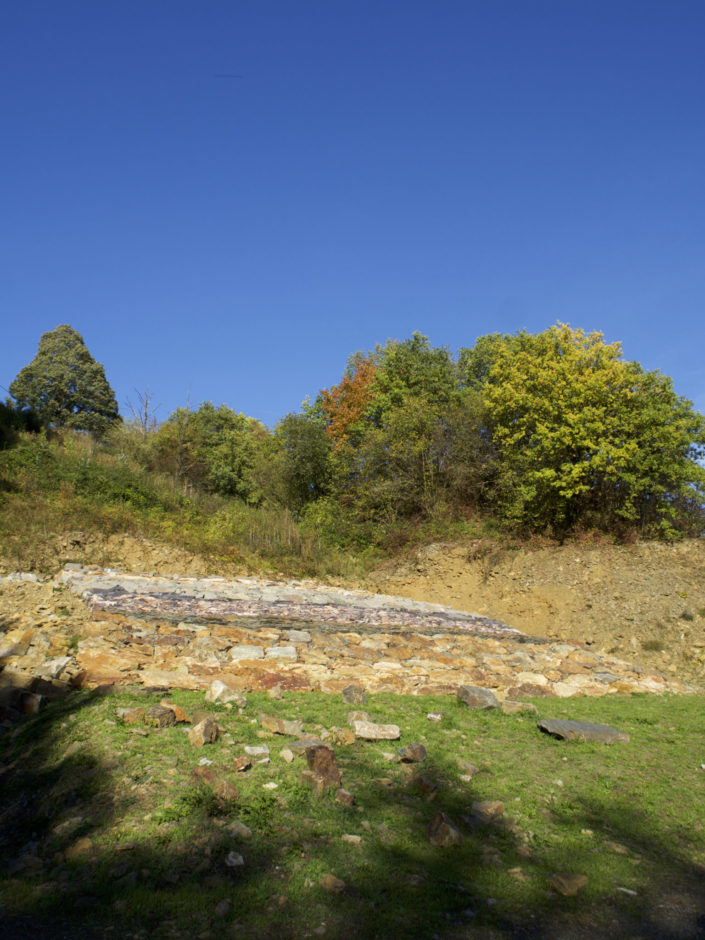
[2,533,704,688]
[362,539,705,687]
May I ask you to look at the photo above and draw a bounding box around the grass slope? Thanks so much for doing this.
[1,689,704,939]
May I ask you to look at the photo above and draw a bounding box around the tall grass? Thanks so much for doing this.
[0,434,372,579]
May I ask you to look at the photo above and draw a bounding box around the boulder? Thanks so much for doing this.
[351,720,400,741]
[456,685,499,709]
[188,717,219,747]
[427,811,464,847]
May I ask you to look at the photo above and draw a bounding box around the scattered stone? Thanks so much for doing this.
[605,840,630,855]
[413,775,439,801]
[329,727,356,746]
[267,684,283,699]
[286,737,323,755]
[301,770,328,797]
[502,701,539,716]
[467,800,505,825]
[341,685,367,705]
[205,680,246,707]
[319,873,345,893]
[226,820,252,839]
[427,712,443,722]
[346,710,369,724]
[214,898,231,918]
[457,759,480,776]
[335,788,355,806]
[351,719,400,741]
[259,714,304,735]
[244,745,269,757]
[18,691,43,715]
[427,811,464,847]
[192,766,239,802]
[457,685,499,709]
[120,707,145,725]
[538,719,630,744]
[341,834,362,846]
[549,872,588,896]
[233,755,252,772]
[280,748,295,764]
[263,782,278,789]
[225,851,245,868]
[305,744,342,786]
[398,742,427,763]
[188,717,219,747]
[160,700,191,723]
[144,704,176,728]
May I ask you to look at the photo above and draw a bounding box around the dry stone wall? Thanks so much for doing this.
[48,566,693,698]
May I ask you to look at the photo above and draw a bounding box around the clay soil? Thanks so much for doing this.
[361,538,705,689]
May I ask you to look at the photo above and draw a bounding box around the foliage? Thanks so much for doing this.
[319,354,377,449]
[9,325,120,438]
[273,412,331,510]
[478,323,705,536]
[149,402,269,502]
[366,331,460,426]
[0,400,41,449]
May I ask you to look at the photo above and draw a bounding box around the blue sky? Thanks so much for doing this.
[3,1,704,427]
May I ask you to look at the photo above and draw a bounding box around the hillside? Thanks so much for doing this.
[2,532,704,690]
[363,538,705,688]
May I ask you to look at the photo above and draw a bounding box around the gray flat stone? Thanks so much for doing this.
[230,645,265,661]
[352,720,400,741]
[538,719,630,744]
[265,646,297,660]
[457,685,499,709]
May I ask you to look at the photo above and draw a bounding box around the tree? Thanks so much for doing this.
[274,412,332,511]
[150,401,269,502]
[10,325,120,437]
[479,323,705,536]
[319,354,377,449]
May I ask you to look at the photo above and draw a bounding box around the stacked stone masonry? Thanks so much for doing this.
[32,565,690,698]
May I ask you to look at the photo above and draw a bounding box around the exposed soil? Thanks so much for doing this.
[2,533,705,688]
[361,538,705,689]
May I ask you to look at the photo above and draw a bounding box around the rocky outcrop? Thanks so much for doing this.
[0,566,693,721]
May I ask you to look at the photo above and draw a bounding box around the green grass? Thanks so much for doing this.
[1,688,704,939]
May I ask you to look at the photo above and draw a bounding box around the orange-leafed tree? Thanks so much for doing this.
[319,354,377,449]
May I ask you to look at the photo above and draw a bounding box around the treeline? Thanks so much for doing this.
[5,323,705,544]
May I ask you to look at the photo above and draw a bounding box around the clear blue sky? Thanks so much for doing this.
[3,1,704,427]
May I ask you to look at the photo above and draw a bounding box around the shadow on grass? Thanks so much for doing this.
[1,691,705,940]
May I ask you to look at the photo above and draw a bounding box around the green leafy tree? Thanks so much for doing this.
[273,412,332,511]
[10,325,120,437]
[479,323,705,536]
[366,331,460,426]
[150,402,269,502]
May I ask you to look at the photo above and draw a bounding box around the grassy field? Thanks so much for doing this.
[1,687,704,939]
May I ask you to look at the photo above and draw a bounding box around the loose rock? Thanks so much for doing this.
[351,719,400,741]
[457,685,500,709]
[398,742,427,763]
[188,717,219,747]
[427,811,464,847]
[341,684,367,705]
[549,872,588,896]
[538,719,630,744]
